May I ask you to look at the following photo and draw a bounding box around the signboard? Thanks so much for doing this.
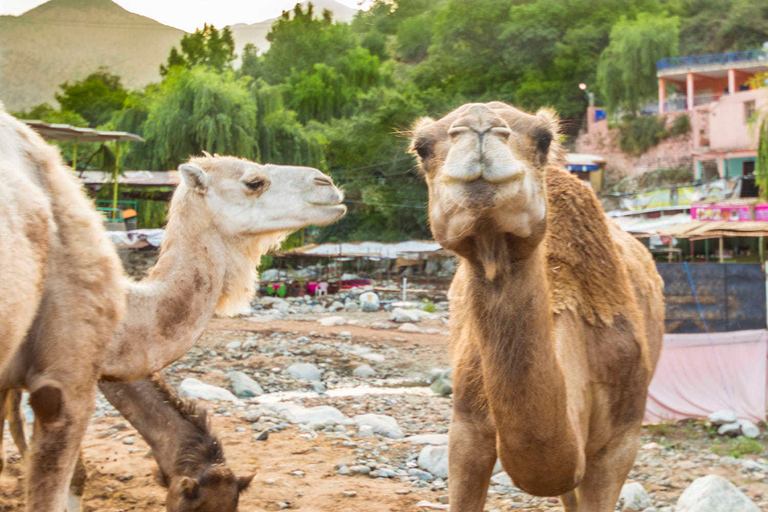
[691,203,752,222]
[755,204,768,221]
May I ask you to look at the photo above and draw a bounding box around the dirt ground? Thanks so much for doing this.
[1,312,767,511]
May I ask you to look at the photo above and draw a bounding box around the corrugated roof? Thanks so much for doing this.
[22,120,144,143]
[278,241,449,260]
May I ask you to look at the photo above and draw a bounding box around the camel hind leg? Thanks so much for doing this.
[573,428,642,512]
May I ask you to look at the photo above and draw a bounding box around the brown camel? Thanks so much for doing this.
[2,153,346,510]
[0,110,126,512]
[409,102,664,511]
[2,375,251,512]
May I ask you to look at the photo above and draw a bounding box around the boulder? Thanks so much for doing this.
[417,445,449,479]
[708,410,738,425]
[398,322,422,333]
[318,316,346,327]
[267,403,347,427]
[430,374,453,396]
[353,414,403,439]
[390,308,421,323]
[286,362,322,381]
[619,482,652,512]
[260,269,279,282]
[676,475,759,512]
[359,291,380,312]
[738,419,760,438]
[717,422,742,436]
[178,378,240,403]
[405,434,449,446]
[352,364,377,378]
[227,371,263,398]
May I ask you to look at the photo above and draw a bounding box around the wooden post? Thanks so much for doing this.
[705,238,710,262]
[668,239,674,262]
[72,136,78,171]
[112,139,121,217]
[719,236,724,263]
[689,239,695,262]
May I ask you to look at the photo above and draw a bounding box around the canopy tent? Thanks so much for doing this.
[654,220,768,240]
[277,241,450,261]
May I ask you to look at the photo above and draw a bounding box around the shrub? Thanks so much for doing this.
[619,116,667,155]
[670,113,691,136]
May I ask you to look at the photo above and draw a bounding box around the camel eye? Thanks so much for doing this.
[411,137,433,160]
[243,178,267,193]
[537,134,552,153]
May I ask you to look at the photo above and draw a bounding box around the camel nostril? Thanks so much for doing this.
[314,177,333,187]
[490,127,512,140]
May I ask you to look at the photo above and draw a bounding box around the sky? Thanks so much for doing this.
[0,0,369,31]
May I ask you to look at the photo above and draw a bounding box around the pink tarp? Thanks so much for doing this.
[645,329,768,424]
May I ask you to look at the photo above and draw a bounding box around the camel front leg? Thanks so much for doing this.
[25,379,95,512]
[0,389,7,474]
[449,353,497,512]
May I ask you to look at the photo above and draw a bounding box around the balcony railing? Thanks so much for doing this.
[658,49,768,71]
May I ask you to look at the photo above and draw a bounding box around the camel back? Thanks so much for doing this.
[544,165,636,325]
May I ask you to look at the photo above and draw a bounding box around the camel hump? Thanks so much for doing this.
[544,165,638,325]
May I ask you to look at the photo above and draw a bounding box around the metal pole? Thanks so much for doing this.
[112,140,121,216]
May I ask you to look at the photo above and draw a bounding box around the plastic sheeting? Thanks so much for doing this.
[645,329,768,424]
[106,229,165,249]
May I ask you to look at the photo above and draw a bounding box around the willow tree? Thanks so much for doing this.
[142,67,258,169]
[597,13,679,115]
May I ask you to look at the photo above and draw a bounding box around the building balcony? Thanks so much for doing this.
[658,49,768,72]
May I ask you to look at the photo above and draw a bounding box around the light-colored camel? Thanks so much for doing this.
[409,102,664,511]
[2,153,346,510]
[0,110,126,512]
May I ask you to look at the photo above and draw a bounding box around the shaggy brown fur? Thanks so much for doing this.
[410,102,664,512]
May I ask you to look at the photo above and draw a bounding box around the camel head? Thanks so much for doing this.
[176,155,346,237]
[165,469,254,512]
[410,102,559,263]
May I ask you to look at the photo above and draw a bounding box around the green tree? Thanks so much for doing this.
[597,13,679,115]
[160,24,236,75]
[55,68,128,127]
[240,43,261,79]
[675,0,768,55]
[141,67,258,169]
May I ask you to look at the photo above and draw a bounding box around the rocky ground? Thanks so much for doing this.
[1,292,767,511]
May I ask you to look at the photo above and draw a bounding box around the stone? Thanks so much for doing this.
[359,291,380,312]
[405,434,449,446]
[253,429,269,441]
[268,403,347,427]
[390,308,421,323]
[491,472,513,487]
[343,490,357,498]
[398,322,422,333]
[357,425,375,438]
[353,364,377,378]
[345,302,360,312]
[708,410,738,425]
[408,468,435,482]
[122,437,135,445]
[353,414,404,439]
[676,475,759,512]
[243,410,262,422]
[418,445,449,479]
[349,465,371,475]
[178,378,240,403]
[286,362,322,381]
[619,482,652,512]
[717,422,742,436]
[318,315,346,327]
[260,269,279,281]
[430,375,453,396]
[738,419,760,438]
[227,371,263,398]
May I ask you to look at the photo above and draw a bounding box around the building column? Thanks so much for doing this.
[658,77,666,113]
[686,72,695,110]
[728,68,736,94]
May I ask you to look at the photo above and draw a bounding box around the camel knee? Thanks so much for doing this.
[29,381,63,423]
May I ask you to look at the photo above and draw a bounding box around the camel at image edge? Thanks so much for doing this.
[1,132,347,511]
[0,110,125,512]
[410,102,664,511]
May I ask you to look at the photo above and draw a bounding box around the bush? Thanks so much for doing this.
[670,113,691,136]
[619,116,668,155]
[710,436,764,458]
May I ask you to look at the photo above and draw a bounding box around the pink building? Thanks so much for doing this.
[656,50,768,185]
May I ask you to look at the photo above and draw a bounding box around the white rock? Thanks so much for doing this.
[267,403,347,427]
[353,414,403,439]
[318,316,346,327]
[357,425,375,437]
[491,472,513,487]
[398,323,422,333]
[417,445,449,479]
[359,291,380,312]
[738,419,760,438]
[286,362,322,381]
[352,364,377,378]
[676,475,759,512]
[708,410,738,425]
[260,269,279,281]
[391,308,421,323]
[227,371,263,398]
[619,482,652,512]
[717,422,742,436]
[178,378,240,403]
[405,434,449,445]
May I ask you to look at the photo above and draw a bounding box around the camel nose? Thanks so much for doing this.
[442,106,522,183]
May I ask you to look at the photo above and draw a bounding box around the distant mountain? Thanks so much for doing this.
[0,0,184,111]
[228,0,359,57]
[0,0,360,112]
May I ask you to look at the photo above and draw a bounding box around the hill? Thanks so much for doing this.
[0,0,184,111]
[228,0,358,56]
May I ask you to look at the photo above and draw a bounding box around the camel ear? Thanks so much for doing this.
[178,476,199,498]
[179,163,211,193]
[534,108,560,137]
[237,474,255,493]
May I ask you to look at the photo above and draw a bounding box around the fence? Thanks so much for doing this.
[658,49,768,71]
[658,263,766,333]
